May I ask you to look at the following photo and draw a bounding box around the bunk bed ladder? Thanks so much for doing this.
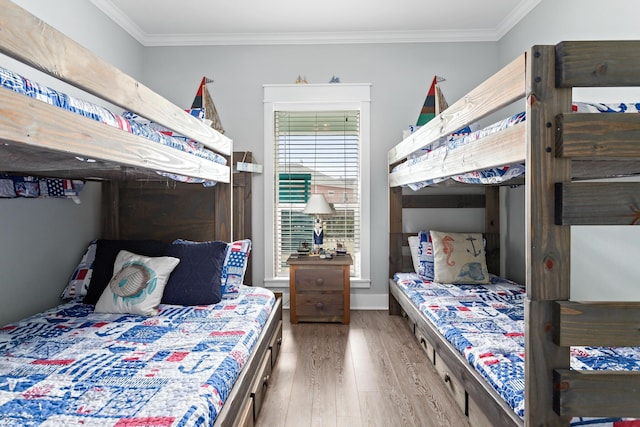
[550,41,640,421]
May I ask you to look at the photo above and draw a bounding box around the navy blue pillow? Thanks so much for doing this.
[161,240,228,306]
[83,239,167,305]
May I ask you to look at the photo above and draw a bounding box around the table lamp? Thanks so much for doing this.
[303,193,333,250]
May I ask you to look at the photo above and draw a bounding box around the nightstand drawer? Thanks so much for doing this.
[295,268,344,291]
[295,293,344,319]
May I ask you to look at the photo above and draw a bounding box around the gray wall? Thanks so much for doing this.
[141,42,499,307]
[498,0,640,300]
[0,0,143,326]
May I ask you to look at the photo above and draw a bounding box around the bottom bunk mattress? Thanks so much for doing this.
[393,272,640,425]
[0,285,276,426]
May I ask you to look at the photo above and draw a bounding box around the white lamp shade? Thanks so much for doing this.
[303,194,333,215]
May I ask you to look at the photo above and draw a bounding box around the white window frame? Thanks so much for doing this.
[263,83,371,289]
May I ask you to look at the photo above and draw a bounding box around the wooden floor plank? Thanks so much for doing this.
[255,310,469,427]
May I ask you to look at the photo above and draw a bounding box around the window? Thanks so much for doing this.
[263,84,371,288]
[275,111,360,275]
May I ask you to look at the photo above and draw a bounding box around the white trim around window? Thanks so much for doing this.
[263,83,371,289]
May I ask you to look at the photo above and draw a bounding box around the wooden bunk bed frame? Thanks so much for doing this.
[0,1,279,426]
[389,41,640,426]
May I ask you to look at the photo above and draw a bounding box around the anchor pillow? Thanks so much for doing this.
[430,230,489,284]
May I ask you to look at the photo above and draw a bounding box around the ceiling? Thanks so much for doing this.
[89,0,541,46]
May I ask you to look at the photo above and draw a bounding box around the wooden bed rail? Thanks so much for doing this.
[0,87,230,182]
[388,53,526,165]
[555,182,640,225]
[555,41,640,88]
[554,301,640,347]
[389,122,526,188]
[554,370,640,418]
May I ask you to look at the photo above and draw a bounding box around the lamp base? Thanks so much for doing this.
[313,216,324,247]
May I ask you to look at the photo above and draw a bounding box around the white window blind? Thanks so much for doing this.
[274,110,360,276]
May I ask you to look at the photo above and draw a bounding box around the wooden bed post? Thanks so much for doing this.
[389,182,403,315]
[524,45,572,427]
[484,186,500,275]
[232,152,254,284]
[101,181,120,239]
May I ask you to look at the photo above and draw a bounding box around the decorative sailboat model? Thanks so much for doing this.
[416,75,448,126]
[191,77,225,134]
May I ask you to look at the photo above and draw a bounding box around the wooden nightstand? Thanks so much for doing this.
[286,254,352,324]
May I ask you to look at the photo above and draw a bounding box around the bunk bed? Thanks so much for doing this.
[388,41,640,426]
[0,1,281,426]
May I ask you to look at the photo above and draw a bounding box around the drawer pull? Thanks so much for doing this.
[263,374,270,387]
[315,278,324,286]
[443,372,451,383]
[315,301,324,310]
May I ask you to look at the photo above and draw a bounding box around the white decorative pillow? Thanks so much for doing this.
[94,250,180,316]
[430,230,489,284]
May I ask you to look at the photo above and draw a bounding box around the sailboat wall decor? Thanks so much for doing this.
[402,75,448,140]
[192,77,225,134]
[416,75,447,126]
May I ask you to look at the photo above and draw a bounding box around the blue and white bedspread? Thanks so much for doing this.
[0,285,275,426]
[393,272,640,425]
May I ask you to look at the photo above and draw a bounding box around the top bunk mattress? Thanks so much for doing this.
[0,285,275,426]
[391,102,640,190]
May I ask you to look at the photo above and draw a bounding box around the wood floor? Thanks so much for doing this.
[256,310,470,427]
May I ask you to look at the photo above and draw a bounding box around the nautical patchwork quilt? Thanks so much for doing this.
[393,273,640,424]
[0,285,275,426]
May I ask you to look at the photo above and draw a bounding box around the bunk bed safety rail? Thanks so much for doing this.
[388,53,526,167]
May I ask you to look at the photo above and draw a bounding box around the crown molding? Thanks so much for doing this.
[141,29,501,47]
[495,0,542,39]
[89,0,147,43]
[90,0,541,47]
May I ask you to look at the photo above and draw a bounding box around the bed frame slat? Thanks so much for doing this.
[402,194,485,208]
[553,370,640,417]
[558,113,640,157]
[554,301,640,347]
[555,182,640,225]
[556,41,640,88]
